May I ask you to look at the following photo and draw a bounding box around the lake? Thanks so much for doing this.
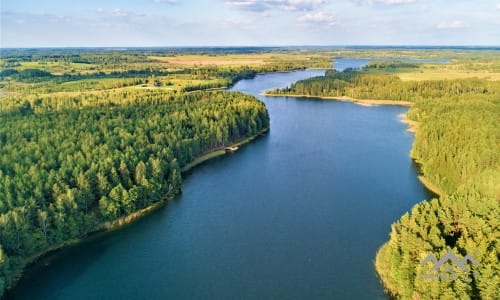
[333,58,450,71]
[9,66,431,299]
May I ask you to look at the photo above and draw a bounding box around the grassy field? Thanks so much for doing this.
[2,48,500,105]
[347,50,500,81]
[148,52,331,67]
[0,49,334,99]
[396,63,500,81]
[149,54,271,66]
[15,61,98,75]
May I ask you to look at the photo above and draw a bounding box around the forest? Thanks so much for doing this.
[1,48,499,298]
[0,90,270,296]
[375,96,499,299]
[271,60,499,299]
[268,67,499,102]
[0,49,284,297]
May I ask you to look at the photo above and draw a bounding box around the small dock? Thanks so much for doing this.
[224,146,239,153]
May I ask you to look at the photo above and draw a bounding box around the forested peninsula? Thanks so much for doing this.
[0,48,333,297]
[270,60,499,299]
[0,90,269,295]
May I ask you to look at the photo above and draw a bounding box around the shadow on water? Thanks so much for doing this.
[181,134,270,180]
[410,159,441,199]
[8,232,113,300]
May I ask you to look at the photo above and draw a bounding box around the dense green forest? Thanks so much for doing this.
[0,90,269,297]
[268,67,500,102]
[0,48,335,297]
[1,49,499,298]
[376,97,499,299]
[271,64,499,299]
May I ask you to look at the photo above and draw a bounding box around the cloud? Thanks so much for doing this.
[2,11,72,24]
[360,0,415,5]
[298,11,335,26]
[111,9,128,17]
[225,0,327,12]
[436,20,464,29]
[375,0,415,4]
[96,8,146,18]
[154,0,177,4]
[497,3,500,9]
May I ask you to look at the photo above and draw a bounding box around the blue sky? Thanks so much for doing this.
[1,0,499,47]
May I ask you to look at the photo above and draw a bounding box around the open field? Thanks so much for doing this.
[149,54,271,66]
[0,49,334,98]
[148,52,331,67]
[396,63,500,81]
[329,49,500,81]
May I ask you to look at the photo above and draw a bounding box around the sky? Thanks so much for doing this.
[1,0,499,47]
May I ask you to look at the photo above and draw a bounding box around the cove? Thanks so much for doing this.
[9,68,431,300]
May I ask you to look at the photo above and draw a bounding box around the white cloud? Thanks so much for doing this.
[111,9,128,17]
[225,0,327,12]
[154,0,177,4]
[95,8,146,18]
[497,3,500,9]
[436,20,464,29]
[364,0,415,5]
[378,0,415,4]
[298,11,335,26]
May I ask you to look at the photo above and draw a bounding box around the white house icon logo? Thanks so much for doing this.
[419,251,479,281]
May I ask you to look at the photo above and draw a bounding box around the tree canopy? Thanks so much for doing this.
[0,90,269,297]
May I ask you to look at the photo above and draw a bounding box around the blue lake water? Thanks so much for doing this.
[333,58,450,71]
[9,67,431,299]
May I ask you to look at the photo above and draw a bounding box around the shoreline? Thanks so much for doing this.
[12,128,269,294]
[17,191,177,283]
[397,113,418,133]
[264,92,444,198]
[397,114,443,197]
[263,93,413,107]
[181,128,269,173]
[417,175,443,197]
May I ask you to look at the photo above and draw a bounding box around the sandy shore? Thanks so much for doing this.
[263,93,413,107]
[417,175,443,196]
[181,128,269,173]
[397,113,419,133]
[18,128,270,284]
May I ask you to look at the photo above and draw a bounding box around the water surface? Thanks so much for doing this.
[10,69,430,300]
[334,58,450,71]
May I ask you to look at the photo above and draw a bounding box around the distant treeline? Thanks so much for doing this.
[0,50,154,65]
[270,69,498,101]
[0,90,269,297]
[0,68,189,83]
[364,61,420,69]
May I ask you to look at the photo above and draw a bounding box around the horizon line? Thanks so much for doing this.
[2,45,500,50]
